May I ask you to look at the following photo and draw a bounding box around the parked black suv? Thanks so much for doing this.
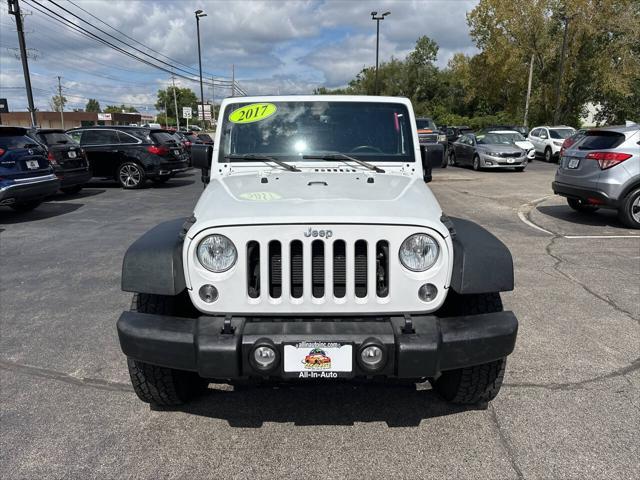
[0,127,59,211]
[26,128,91,195]
[66,126,189,189]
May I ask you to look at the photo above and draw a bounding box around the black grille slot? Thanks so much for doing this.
[269,241,281,298]
[247,241,260,298]
[354,240,368,298]
[376,240,389,297]
[333,240,346,298]
[290,240,303,298]
[312,240,325,298]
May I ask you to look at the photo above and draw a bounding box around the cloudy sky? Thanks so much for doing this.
[0,0,478,113]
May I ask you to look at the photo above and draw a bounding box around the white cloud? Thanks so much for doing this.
[0,0,479,111]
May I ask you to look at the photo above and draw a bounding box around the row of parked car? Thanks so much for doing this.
[0,125,212,212]
[417,118,639,228]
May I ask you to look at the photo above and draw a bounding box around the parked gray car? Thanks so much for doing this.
[552,125,640,228]
[448,132,527,171]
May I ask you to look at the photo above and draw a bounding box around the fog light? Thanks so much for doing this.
[358,342,386,372]
[418,283,438,302]
[253,346,277,369]
[199,284,218,303]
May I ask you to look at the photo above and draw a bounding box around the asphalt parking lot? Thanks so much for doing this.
[1,161,638,479]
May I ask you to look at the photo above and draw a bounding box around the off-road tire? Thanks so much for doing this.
[127,292,207,405]
[10,201,41,212]
[127,358,208,406]
[544,147,552,162]
[61,185,83,195]
[472,155,481,171]
[567,198,599,213]
[618,187,640,229]
[431,358,507,405]
[431,292,506,404]
[117,161,145,189]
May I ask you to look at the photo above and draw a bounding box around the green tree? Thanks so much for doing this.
[49,94,67,112]
[85,98,101,112]
[155,87,199,120]
[104,104,138,113]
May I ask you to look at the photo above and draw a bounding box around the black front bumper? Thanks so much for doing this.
[117,312,518,380]
[552,181,617,207]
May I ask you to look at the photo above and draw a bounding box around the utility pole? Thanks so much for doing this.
[195,10,207,128]
[171,74,179,130]
[231,64,235,97]
[211,76,215,122]
[164,97,168,129]
[8,0,37,126]
[57,76,64,129]
[371,11,390,95]
[523,53,534,127]
[553,15,571,125]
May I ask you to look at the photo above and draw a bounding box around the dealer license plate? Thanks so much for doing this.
[283,342,352,378]
[568,158,580,169]
[26,160,39,169]
[67,150,77,158]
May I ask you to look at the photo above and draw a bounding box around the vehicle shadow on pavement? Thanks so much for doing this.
[151,179,196,188]
[0,202,84,225]
[537,205,628,229]
[166,383,475,427]
[50,189,106,201]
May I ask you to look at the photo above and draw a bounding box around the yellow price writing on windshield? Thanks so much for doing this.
[229,103,277,124]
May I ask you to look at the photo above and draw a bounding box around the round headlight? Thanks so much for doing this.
[399,234,439,272]
[197,234,237,272]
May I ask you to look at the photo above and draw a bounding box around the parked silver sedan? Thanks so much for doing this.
[448,132,528,171]
[553,124,640,228]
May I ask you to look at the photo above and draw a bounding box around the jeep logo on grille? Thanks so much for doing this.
[304,227,333,239]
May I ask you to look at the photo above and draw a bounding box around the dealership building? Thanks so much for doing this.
[0,111,156,129]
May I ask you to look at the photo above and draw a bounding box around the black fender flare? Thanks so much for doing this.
[121,218,192,295]
[448,217,514,294]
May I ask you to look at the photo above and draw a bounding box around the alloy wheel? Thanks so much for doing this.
[632,195,640,223]
[119,164,142,188]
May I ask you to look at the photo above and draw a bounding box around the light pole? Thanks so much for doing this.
[195,9,207,127]
[8,0,37,126]
[371,11,390,95]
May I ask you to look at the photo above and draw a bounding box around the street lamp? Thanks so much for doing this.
[195,9,207,126]
[371,11,390,95]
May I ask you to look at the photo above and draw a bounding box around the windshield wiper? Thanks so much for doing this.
[302,153,385,173]
[225,154,301,172]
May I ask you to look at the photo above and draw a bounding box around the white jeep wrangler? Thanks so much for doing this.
[118,96,517,407]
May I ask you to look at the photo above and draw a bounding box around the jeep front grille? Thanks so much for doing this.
[245,238,389,302]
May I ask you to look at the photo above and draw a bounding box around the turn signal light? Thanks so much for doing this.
[585,152,632,170]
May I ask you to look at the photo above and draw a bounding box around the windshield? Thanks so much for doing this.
[416,118,436,130]
[477,133,522,145]
[550,129,574,139]
[486,132,525,143]
[219,101,415,163]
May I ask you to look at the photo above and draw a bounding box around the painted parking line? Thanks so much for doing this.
[564,235,640,239]
[517,196,640,239]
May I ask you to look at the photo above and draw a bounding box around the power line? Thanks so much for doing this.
[23,0,240,90]
[64,0,226,79]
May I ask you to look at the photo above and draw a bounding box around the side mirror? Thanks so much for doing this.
[191,144,213,184]
[420,145,432,183]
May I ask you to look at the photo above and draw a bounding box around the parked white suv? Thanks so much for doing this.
[528,126,576,162]
[117,96,518,408]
